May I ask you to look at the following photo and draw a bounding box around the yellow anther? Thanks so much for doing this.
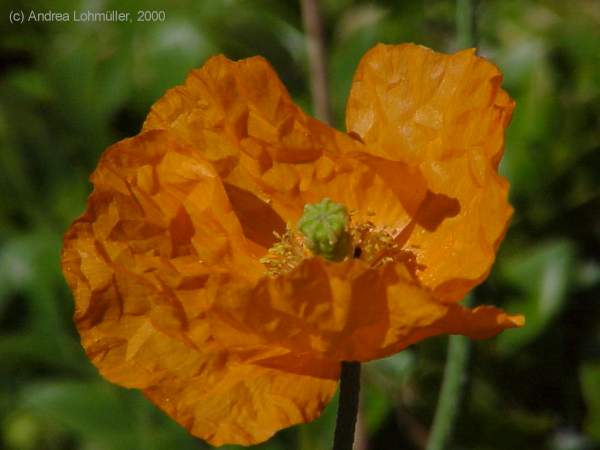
[261,212,402,277]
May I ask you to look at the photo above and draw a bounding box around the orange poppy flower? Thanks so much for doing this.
[62,43,524,446]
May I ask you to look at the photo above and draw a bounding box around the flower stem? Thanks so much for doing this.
[426,3,478,448]
[300,0,332,124]
[333,361,361,450]
[456,0,478,49]
[426,297,474,450]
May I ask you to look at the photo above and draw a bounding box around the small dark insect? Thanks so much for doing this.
[353,246,362,258]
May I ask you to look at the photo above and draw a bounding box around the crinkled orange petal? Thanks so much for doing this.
[143,350,339,446]
[211,258,523,362]
[62,48,523,446]
[61,129,338,446]
[346,43,515,302]
[142,54,429,246]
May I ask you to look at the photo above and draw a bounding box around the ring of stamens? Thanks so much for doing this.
[260,211,403,277]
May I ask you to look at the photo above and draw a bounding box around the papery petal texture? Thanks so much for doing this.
[211,258,523,362]
[143,55,429,246]
[346,43,515,302]
[62,130,339,446]
[62,44,524,447]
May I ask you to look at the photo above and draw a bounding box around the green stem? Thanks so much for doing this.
[426,297,474,450]
[426,3,479,448]
[456,0,478,49]
[300,0,332,123]
[332,361,361,450]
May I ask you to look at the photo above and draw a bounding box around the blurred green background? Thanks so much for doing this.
[1,0,599,449]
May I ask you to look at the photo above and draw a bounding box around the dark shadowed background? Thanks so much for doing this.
[1,0,599,449]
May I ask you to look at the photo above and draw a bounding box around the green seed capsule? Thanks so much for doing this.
[297,198,351,261]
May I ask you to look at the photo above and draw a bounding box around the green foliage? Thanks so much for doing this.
[581,360,600,442]
[1,0,599,449]
[497,240,576,354]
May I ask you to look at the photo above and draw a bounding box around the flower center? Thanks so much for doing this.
[260,198,402,277]
[297,198,351,261]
